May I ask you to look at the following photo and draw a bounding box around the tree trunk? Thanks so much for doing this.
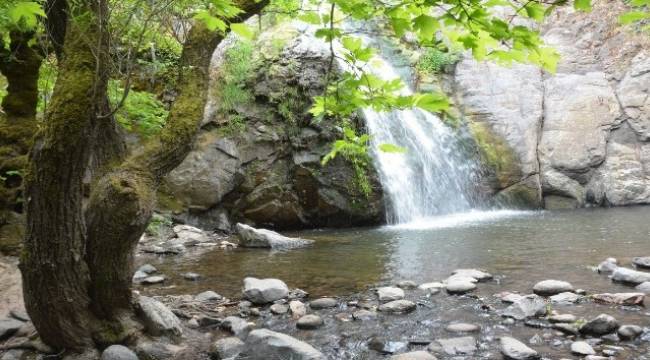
[20,0,110,351]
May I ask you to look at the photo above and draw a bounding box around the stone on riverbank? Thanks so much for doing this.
[446,323,480,333]
[390,351,436,360]
[580,314,619,336]
[598,258,618,273]
[378,287,405,301]
[430,337,477,355]
[297,314,324,330]
[353,309,377,321]
[239,329,325,360]
[141,276,165,285]
[309,298,337,309]
[636,282,650,293]
[499,337,540,360]
[548,314,577,323]
[533,280,573,296]
[571,341,595,356]
[289,300,307,319]
[550,292,582,305]
[451,269,492,281]
[445,280,476,294]
[592,293,645,306]
[396,280,418,289]
[101,345,138,360]
[222,316,252,338]
[501,295,546,320]
[611,267,650,285]
[633,256,650,269]
[270,303,288,315]
[236,223,313,249]
[418,282,445,291]
[618,325,643,340]
[378,300,416,314]
[243,277,289,304]
[136,296,182,338]
[138,264,157,274]
[195,291,222,302]
[209,337,245,360]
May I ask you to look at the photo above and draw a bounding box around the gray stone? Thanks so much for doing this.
[418,282,445,291]
[550,292,582,305]
[611,267,650,285]
[451,269,493,281]
[209,337,245,360]
[270,303,288,315]
[237,329,325,360]
[501,295,547,320]
[433,337,477,355]
[396,280,418,289]
[141,275,165,285]
[296,314,323,330]
[309,297,337,309]
[445,280,476,294]
[571,341,595,356]
[636,281,650,293]
[172,224,211,244]
[236,223,313,249]
[378,300,417,314]
[390,351,436,360]
[377,287,405,301]
[289,300,307,319]
[634,256,650,269]
[137,264,157,274]
[132,270,148,283]
[533,280,573,296]
[101,345,138,360]
[183,272,201,281]
[222,316,252,338]
[580,314,619,336]
[499,337,540,360]
[196,290,223,302]
[592,292,645,306]
[0,318,24,341]
[352,309,377,321]
[445,323,480,333]
[135,341,185,360]
[136,296,182,337]
[618,324,643,340]
[243,277,289,304]
[0,350,24,360]
[548,314,576,323]
[597,258,618,273]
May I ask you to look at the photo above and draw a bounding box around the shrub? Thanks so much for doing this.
[108,80,168,137]
[417,48,460,74]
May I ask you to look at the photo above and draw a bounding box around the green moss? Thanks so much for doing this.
[156,189,185,213]
[468,121,520,187]
[218,114,246,136]
[417,48,460,75]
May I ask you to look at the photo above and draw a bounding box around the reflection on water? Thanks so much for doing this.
[138,206,650,299]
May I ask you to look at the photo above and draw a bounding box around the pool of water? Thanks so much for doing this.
[138,207,650,299]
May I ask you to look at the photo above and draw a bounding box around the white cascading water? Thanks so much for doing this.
[335,38,483,225]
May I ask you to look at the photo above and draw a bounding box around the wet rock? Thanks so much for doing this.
[633,256,650,269]
[445,280,476,294]
[101,345,138,360]
[533,280,573,296]
[636,282,650,293]
[136,296,182,338]
[0,350,24,360]
[378,287,405,301]
[352,309,377,321]
[396,280,418,289]
[390,351,436,360]
[0,318,24,340]
[501,295,547,320]
[297,314,324,330]
[548,314,576,323]
[172,224,211,244]
[378,300,417,314]
[452,269,493,281]
[597,258,618,273]
[288,288,309,300]
[141,275,165,285]
[309,297,337,309]
[132,270,149,283]
[210,337,245,360]
[289,300,307,319]
[617,324,643,340]
[135,341,185,360]
[236,223,313,249]
[549,292,582,305]
[496,292,524,303]
[243,277,289,304]
[334,313,352,322]
[431,337,477,355]
[196,290,223,302]
[239,329,325,359]
[445,323,480,333]
[418,282,445,291]
[584,356,608,360]
[592,292,645,306]
[222,316,252,338]
[580,314,619,336]
[9,310,29,322]
[611,267,650,285]
[499,337,540,359]
[270,303,288,315]
[182,272,201,281]
[197,315,221,327]
[571,341,595,356]
[138,264,157,274]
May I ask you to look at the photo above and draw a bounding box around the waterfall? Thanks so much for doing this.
[343,42,483,224]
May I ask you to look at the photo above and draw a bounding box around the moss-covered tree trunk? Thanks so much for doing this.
[21,0,267,353]
[0,31,42,254]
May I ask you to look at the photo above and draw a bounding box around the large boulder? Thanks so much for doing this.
[611,267,650,285]
[135,296,182,338]
[499,337,540,360]
[101,345,138,360]
[237,329,325,360]
[579,314,619,336]
[532,280,573,296]
[243,277,289,304]
[235,223,313,249]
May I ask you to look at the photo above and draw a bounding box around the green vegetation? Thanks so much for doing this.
[145,213,172,237]
[417,48,460,74]
[108,81,168,137]
[217,40,255,113]
[218,114,247,136]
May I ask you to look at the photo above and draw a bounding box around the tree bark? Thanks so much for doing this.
[20,0,111,351]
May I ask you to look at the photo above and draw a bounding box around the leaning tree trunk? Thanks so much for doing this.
[20,0,110,350]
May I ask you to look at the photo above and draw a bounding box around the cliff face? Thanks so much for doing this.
[162,25,384,231]
[449,0,650,209]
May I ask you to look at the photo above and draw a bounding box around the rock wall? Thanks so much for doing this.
[448,0,650,209]
[161,24,384,231]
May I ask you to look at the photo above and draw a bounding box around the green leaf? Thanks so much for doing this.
[619,11,650,25]
[298,12,321,25]
[9,1,45,30]
[574,0,592,11]
[414,93,450,113]
[378,143,406,153]
[524,3,546,22]
[413,15,438,41]
[230,23,254,39]
[194,11,227,32]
